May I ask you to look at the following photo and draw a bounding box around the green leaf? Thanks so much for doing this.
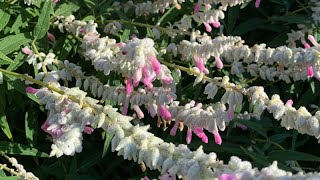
[33,0,53,39]
[120,29,130,42]
[234,119,267,137]
[0,33,31,55]
[0,51,14,65]
[0,141,49,157]
[0,169,6,176]
[6,52,25,71]
[25,111,38,146]
[58,35,77,60]
[5,76,39,104]
[10,14,23,34]
[102,132,114,158]
[55,2,80,16]
[269,150,320,162]
[0,10,10,32]
[226,6,239,35]
[233,18,266,35]
[0,84,12,140]
[240,146,270,166]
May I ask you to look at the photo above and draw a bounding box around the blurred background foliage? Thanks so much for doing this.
[0,0,319,179]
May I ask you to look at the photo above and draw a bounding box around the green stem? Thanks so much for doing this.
[105,19,193,36]
[254,138,285,150]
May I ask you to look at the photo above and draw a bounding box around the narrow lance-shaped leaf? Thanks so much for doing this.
[0,84,13,140]
[0,10,10,32]
[0,141,49,157]
[0,33,31,55]
[0,51,14,65]
[33,0,53,39]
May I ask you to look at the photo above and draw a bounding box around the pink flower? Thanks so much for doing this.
[194,2,201,13]
[219,173,236,180]
[125,78,133,94]
[149,55,161,75]
[308,35,320,47]
[22,46,33,55]
[52,0,59,2]
[47,32,56,42]
[158,105,171,120]
[301,39,311,49]
[215,56,223,69]
[170,121,180,136]
[307,66,314,77]
[193,127,208,143]
[133,68,142,87]
[212,21,220,28]
[83,126,94,134]
[41,120,63,138]
[194,55,205,72]
[148,103,156,118]
[213,130,222,145]
[227,106,234,120]
[204,23,212,32]
[122,96,130,115]
[286,99,293,106]
[205,3,211,10]
[133,105,144,119]
[25,87,37,94]
[255,0,261,8]
[186,128,192,144]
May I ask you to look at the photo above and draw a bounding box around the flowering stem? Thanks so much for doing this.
[31,40,47,73]
[0,163,20,176]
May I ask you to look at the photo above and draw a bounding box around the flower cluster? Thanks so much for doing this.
[27,84,320,179]
[7,0,320,179]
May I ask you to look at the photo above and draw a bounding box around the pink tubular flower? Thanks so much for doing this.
[52,0,59,2]
[133,105,144,119]
[41,120,63,138]
[25,87,38,94]
[212,21,220,28]
[122,96,130,115]
[149,55,161,74]
[219,173,236,180]
[255,0,261,8]
[148,103,156,117]
[170,121,180,136]
[286,99,293,106]
[125,78,133,94]
[213,130,222,145]
[227,106,234,120]
[47,32,56,42]
[308,35,320,47]
[307,66,314,77]
[204,23,212,32]
[158,105,171,120]
[193,127,208,143]
[22,46,33,55]
[83,126,94,134]
[215,56,223,69]
[194,55,205,72]
[194,2,201,13]
[301,39,311,49]
[205,3,211,10]
[186,128,192,144]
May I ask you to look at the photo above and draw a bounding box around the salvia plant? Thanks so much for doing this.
[0,0,320,179]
